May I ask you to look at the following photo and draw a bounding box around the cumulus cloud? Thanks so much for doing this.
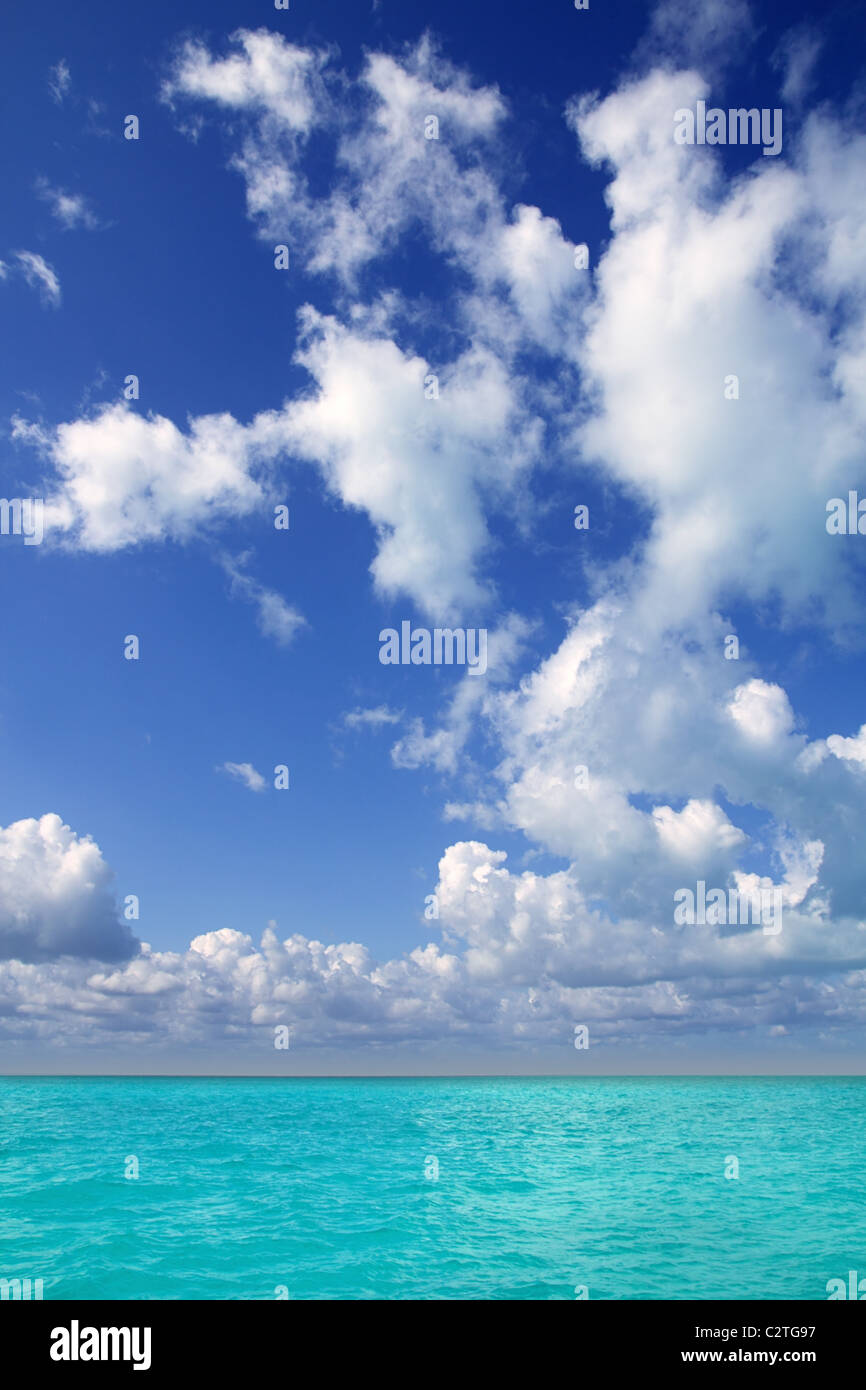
[15,33,569,615]
[4,6,866,1062]
[13,312,540,621]
[728,680,796,745]
[0,815,137,963]
[15,402,268,550]
[151,15,866,641]
[0,831,861,1057]
[652,799,746,864]
[826,725,866,767]
[261,309,539,617]
[565,66,866,638]
[142,10,865,985]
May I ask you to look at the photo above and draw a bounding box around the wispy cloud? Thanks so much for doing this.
[36,179,100,230]
[13,251,61,307]
[343,705,403,730]
[217,762,267,793]
[48,59,71,104]
[219,552,307,648]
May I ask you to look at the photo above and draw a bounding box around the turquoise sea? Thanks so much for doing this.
[0,1075,864,1300]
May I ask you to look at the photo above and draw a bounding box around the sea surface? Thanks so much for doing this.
[0,1075,863,1300]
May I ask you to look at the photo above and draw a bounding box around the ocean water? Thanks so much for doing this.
[0,1075,863,1300]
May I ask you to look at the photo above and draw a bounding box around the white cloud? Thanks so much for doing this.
[826,725,866,767]
[0,814,136,963]
[14,302,538,620]
[21,36,569,614]
[261,309,540,618]
[163,29,327,132]
[219,552,306,647]
[4,11,866,1063]
[161,28,558,325]
[773,27,822,106]
[640,0,756,73]
[36,181,100,230]
[442,800,500,830]
[390,614,532,772]
[652,799,746,863]
[218,762,267,793]
[114,22,866,640]
[343,706,403,729]
[728,680,795,745]
[0,829,860,1056]
[567,71,866,636]
[491,203,589,349]
[16,402,267,550]
[174,31,507,287]
[48,59,71,104]
[156,17,866,658]
[13,251,61,307]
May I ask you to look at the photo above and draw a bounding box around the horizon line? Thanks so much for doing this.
[2,1071,865,1080]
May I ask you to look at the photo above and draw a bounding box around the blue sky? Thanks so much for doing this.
[1,0,866,1072]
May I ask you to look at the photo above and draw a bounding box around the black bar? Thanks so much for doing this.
[4,1299,862,1376]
